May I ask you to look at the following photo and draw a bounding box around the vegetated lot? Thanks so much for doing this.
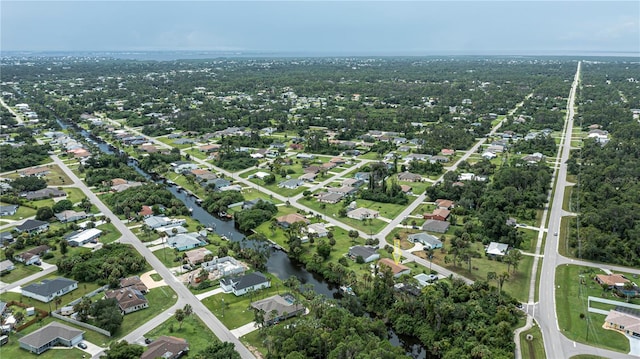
[519,324,546,359]
[0,263,42,283]
[555,265,634,353]
[115,285,177,338]
[97,222,121,244]
[422,240,534,302]
[145,313,219,353]
[201,273,283,330]
[240,330,269,357]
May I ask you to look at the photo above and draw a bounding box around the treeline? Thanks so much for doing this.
[0,144,51,171]
[104,184,189,217]
[565,62,640,266]
[57,243,147,287]
[82,154,145,187]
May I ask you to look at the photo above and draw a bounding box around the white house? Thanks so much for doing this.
[21,277,78,303]
[346,207,379,221]
[64,228,102,247]
[486,242,509,257]
[220,272,271,296]
[407,233,443,250]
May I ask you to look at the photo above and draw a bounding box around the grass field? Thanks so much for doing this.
[299,197,388,234]
[520,324,546,359]
[201,273,284,329]
[145,314,219,354]
[152,247,183,269]
[555,265,631,353]
[97,222,121,244]
[424,241,534,302]
[0,263,43,283]
[240,330,269,357]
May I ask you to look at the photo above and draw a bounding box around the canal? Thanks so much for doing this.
[58,119,427,358]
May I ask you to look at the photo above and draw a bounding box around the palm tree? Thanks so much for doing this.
[497,272,510,294]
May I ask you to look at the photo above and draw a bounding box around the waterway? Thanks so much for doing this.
[58,119,427,358]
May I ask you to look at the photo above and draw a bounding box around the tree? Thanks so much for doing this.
[497,272,510,294]
[74,297,92,322]
[14,311,24,324]
[91,298,123,334]
[175,308,185,329]
[487,271,497,291]
[194,342,240,359]
[59,239,68,256]
[52,199,74,213]
[104,341,144,359]
[36,206,54,221]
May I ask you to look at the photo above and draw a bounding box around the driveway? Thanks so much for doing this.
[628,335,640,357]
[139,270,167,289]
[77,339,106,358]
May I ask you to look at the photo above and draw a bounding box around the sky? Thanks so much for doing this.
[1,1,639,56]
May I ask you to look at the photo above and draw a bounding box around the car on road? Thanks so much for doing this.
[78,342,87,349]
[553,232,558,236]
[144,338,153,344]
[182,264,192,270]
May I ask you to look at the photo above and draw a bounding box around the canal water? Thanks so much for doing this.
[58,119,427,358]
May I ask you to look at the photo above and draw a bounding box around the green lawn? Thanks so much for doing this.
[0,263,42,283]
[2,164,71,187]
[518,228,539,253]
[0,331,89,359]
[555,265,630,353]
[425,241,534,302]
[145,313,219,354]
[0,203,36,220]
[98,222,121,244]
[201,273,285,330]
[152,247,183,268]
[520,324,546,359]
[113,285,177,338]
[299,197,387,234]
[240,330,269,357]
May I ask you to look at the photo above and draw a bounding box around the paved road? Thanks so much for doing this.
[47,155,256,359]
[533,62,636,359]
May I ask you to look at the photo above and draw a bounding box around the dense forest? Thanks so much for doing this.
[0,143,51,171]
[103,184,189,218]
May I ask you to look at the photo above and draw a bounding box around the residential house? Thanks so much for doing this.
[64,228,102,247]
[144,216,187,230]
[220,272,271,296]
[485,242,509,258]
[303,165,322,174]
[404,153,430,162]
[595,274,631,288]
[298,172,317,182]
[400,185,412,194]
[0,259,15,273]
[407,233,443,250]
[330,157,346,165]
[348,246,380,263]
[603,309,640,338]
[250,294,306,325]
[201,256,247,277]
[278,178,304,190]
[296,153,315,160]
[23,188,67,201]
[441,149,455,156]
[421,219,450,233]
[14,245,50,265]
[397,171,423,182]
[0,231,13,246]
[0,205,18,216]
[141,336,190,359]
[16,219,49,234]
[208,178,231,190]
[482,151,497,160]
[167,233,207,251]
[190,169,217,182]
[20,167,50,178]
[173,163,198,174]
[414,273,439,287]
[423,208,450,222]
[105,287,149,314]
[111,181,143,192]
[138,205,154,218]
[317,192,344,204]
[522,152,545,164]
[341,178,363,187]
[306,223,329,237]
[198,144,221,153]
[435,199,454,210]
[19,322,84,355]
[378,258,411,278]
[55,210,88,223]
[185,247,213,266]
[276,213,310,228]
[430,155,449,163]
[347,207,379,221]
[120,276,148,293]
[354,172,370,181]
[327,186,358,196]
[22,277,78,303]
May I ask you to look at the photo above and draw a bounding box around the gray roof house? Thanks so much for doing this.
[0,231,13,246]
[220,272,271,296]
[55,210,88,223]
[22,277,78,303]
[19,322,84,355]
[421,219,450,233]
[168,233,207,251]
[407,233,443,250]
[0,204,18,216]
[278,178,304,190]
[348,246,380,263]
[23,188,67,201]
[0,259,15,273]
[251,294,306,325]
[16,219,49,234]
[486,242,509,257]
